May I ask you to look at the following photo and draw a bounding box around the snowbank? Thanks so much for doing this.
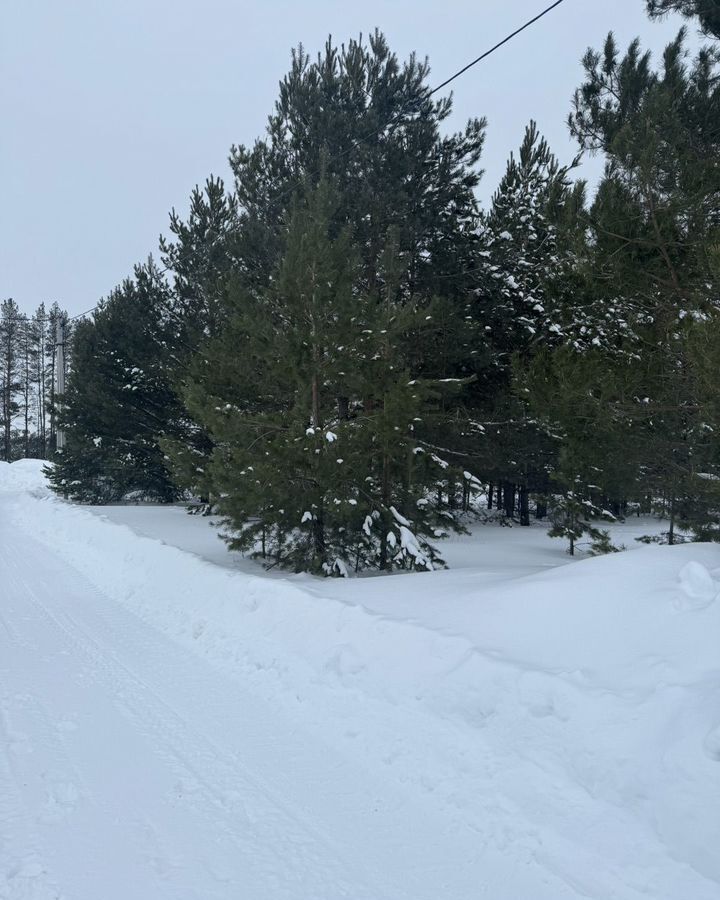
[6,465,720,899]
[0,458,49,493]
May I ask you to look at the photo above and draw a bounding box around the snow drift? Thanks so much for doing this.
[3,460,720,899]
[0,458,48,493]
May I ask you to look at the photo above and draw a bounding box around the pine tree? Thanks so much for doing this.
[647,0,720,39]
[230,33,485,293]
[522,10,720,546]
[45,302,73,454]
[565,20,720,538]
[157,177,238,501]
[47,262,183,503]
[28,304,49,457]
[0,299,22,461]
[463,124,584,523]
[477,123,577,358]
[181,183,462,574]
[548,483,617,556]
[522,345,631,550]
[164,32,489,564]
[18,315,33,458]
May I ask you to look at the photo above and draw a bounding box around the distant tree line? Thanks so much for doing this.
[0,300,72,462]
[45,0,720,570]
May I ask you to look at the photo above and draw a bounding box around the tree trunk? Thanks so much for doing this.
[487,482,494,510]
[311,374,321,428]
[3,376,11,461]
[519,486,530,526]
[23,333,30,457]
[535,498,547,519]
[503,482,516,519]
[313,512,326,565]
[379,451,391,570]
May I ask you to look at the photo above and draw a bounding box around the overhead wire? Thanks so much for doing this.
[429,0,567,96]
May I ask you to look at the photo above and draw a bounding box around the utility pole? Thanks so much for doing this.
[54,318,65,452]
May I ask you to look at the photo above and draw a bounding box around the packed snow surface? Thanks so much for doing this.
[1,459,719,899]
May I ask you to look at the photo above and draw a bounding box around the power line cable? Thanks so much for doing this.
[68,306,100,322]
[429,0,567,96]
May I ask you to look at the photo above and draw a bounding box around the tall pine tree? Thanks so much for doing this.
[48,262,184,503]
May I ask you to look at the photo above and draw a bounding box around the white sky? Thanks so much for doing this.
[2,0,691,316]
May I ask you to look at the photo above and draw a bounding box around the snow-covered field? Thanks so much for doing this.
[1,459,719,900]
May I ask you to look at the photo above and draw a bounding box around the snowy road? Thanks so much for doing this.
[2,466,720,900]
[1,512,458,900]
[0,495,581,900]
[1,526,378,899]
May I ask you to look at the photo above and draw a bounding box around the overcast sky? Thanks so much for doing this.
[2,0,690,316]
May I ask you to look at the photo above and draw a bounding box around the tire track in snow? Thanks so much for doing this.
[0,549,63,900]
[1,539,181,900]
[0,524,401,900]
[0,703,63,900]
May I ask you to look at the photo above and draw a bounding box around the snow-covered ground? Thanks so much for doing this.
[2,459,719,900]
[81,499,680,640]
